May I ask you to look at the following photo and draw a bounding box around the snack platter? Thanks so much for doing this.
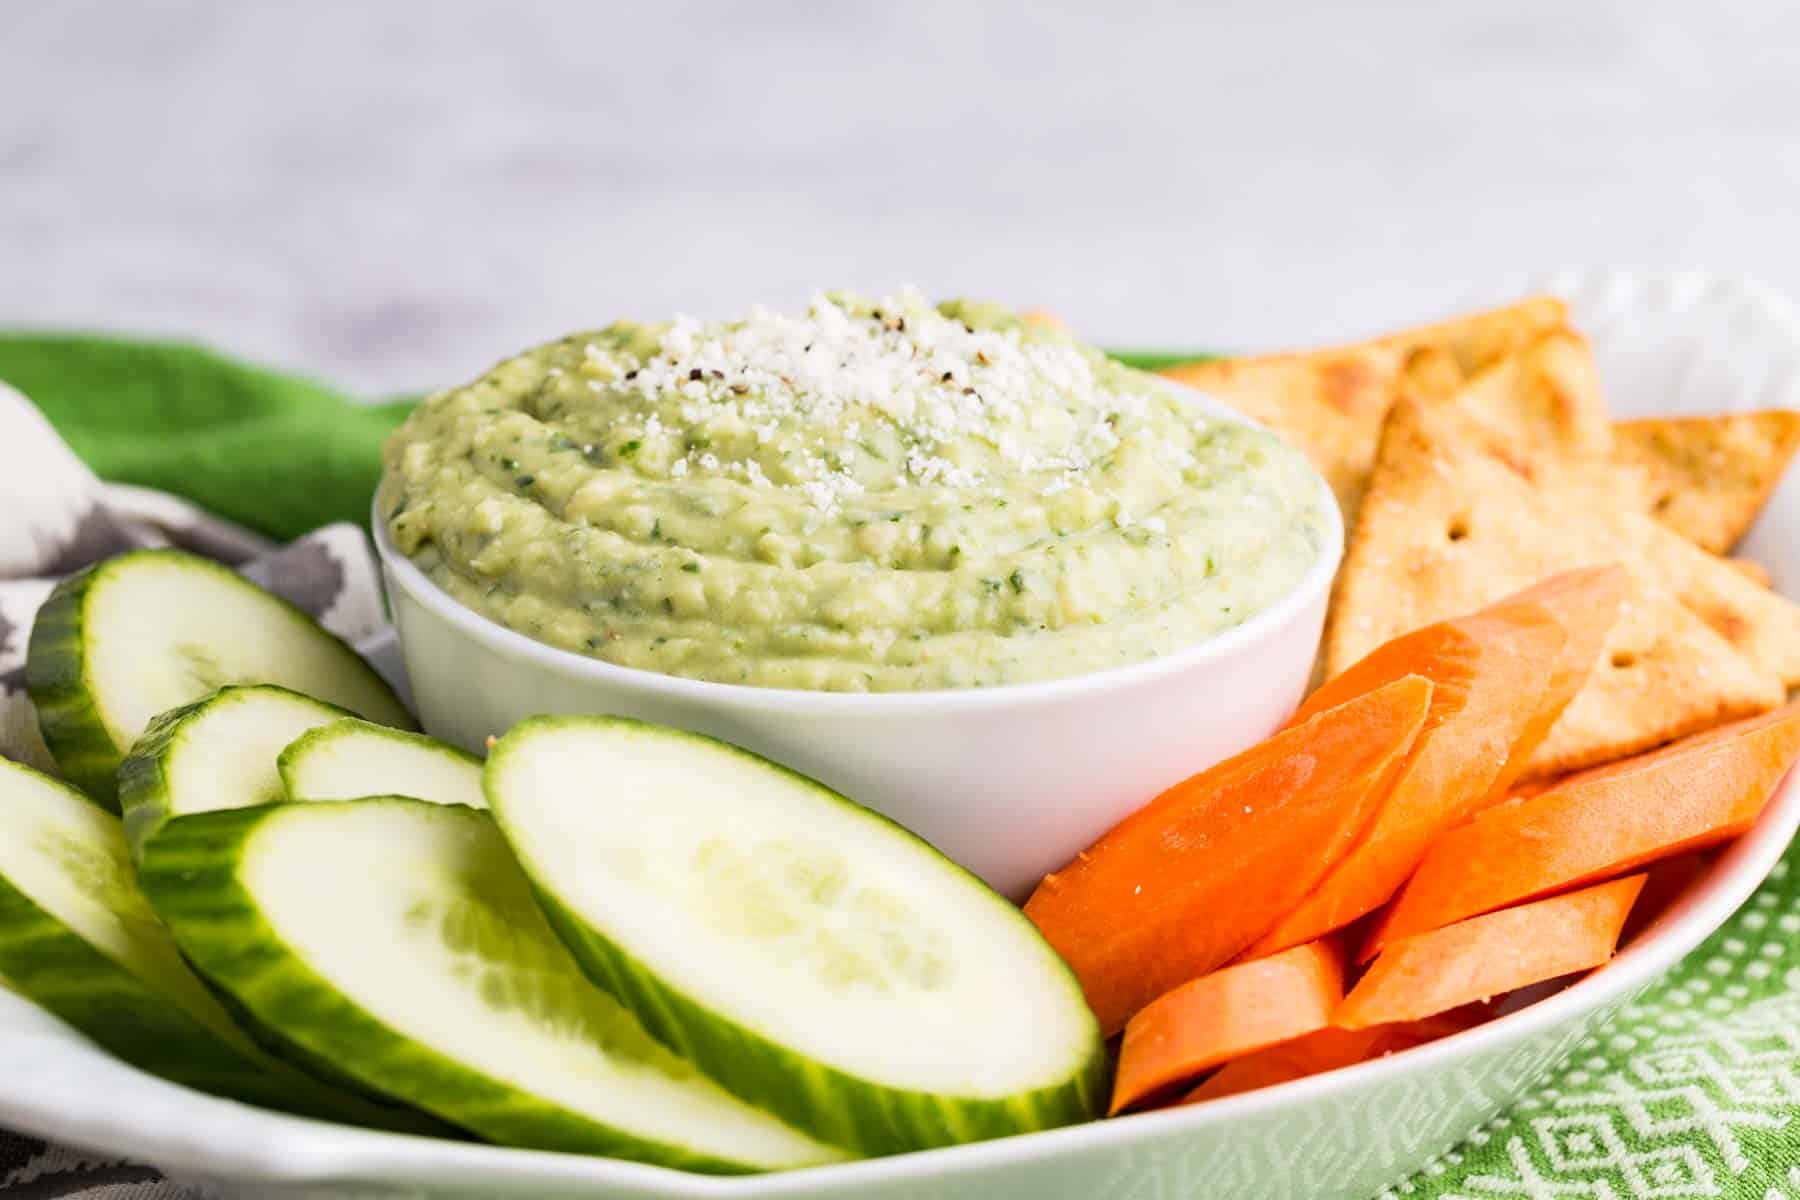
[1,271,1798,1200]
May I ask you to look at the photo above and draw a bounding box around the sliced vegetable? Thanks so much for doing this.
[0,758,431,1130]
[1182,1011,1482,1104]
[138,796,843,1172]
[1366,704,1800,954]
[1337,875,1645,1029]
[1111,941,1343,1114]
[486,716,1106,1157]
[280,719,485,809]
[117,684,351,859]
[1244,585,1578,957]
[1496,566,1632,774]
[27,549,412,807]
[1025,675,1433,1034]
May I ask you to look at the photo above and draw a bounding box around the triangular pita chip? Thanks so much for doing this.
[1450,328,1613,459]
[1390,337,1800,681]
[1328,397,1783,779]
[1403,294,1570,373]
[1159,297,1567,522]
[1727,557,1773,589]
[1161,343,1400,519]
[1612,411,1800,553]
[1607,509,1800,687]
[1396,345,1463,403]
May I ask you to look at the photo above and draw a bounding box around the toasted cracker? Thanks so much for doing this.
[1160,297,1567,522]
[1397,346,1464,403]
[1450,329,1614,459]
[1608,510,1800,687]
[1404,294,1570,372]
[1161,344,1401,519]
[1612,411,1800,553]
[1727,557,1774,589]
[1327,397,1783,779]
[1373,335,1800,683]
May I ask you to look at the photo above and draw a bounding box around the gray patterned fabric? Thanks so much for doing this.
[0,381,388,773]
[0,1135,177,1200]
[0,380,385,1197]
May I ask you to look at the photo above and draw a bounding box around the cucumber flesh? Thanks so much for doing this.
[120,689,480,1102]
[0,758,435,1130]
[485,716,1107,1156]
[139,797,844,1172]
[280,719,486,809]
[27,549,413,807]
[118,684,352,860]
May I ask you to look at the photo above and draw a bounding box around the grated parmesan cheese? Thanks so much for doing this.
[574,288,1167,512]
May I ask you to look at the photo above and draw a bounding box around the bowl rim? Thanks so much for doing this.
[371,387,1345,715]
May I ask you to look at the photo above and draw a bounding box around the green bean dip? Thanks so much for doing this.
[380,291,1330,691]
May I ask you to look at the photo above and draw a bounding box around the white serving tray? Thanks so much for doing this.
[2,271,1797,1200]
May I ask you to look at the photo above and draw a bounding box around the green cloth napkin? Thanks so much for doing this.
[0,334,415,541]
[5,332,1800,1200]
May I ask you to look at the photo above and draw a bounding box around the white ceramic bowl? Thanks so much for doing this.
[373,393,1344,900]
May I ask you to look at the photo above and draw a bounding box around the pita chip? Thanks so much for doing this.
[1160,343,1401,519]
[1402,294,1570,374]
[1612,411,1800,553]
[1450,329,1614,459]
[1727,557,1774,589]
[1606,509,1800,687]
[1159,297,1568,522]
[1397,345,1464,403]
[1327,397,1783,779]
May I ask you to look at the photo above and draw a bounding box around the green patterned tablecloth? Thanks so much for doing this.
[1387,855,1800,1198]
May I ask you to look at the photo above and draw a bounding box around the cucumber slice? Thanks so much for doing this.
[280,719,486,809]
[485,716,1108,1156]
[0,757,436,1130]
[120,688,488,1103]
[139,797,846,1172]
[118,684,353,860]
[28,549,413,808]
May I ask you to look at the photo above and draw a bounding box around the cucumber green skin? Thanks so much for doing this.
[200,938,426,1109]
[0,860,438,1133]
[117,690,420,1106]
[24,562,126,808]
[26,549,414,811]
[489,715,1111,1158]
[113,702,181,857]
[277,719,484,803]
[116,684,356,863]
[139,802,792,1173]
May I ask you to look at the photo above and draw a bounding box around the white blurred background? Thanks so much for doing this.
[5,0,1799,394]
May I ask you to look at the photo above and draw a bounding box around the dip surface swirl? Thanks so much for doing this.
[380,291,1330,691]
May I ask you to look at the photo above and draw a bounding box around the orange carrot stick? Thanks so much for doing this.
[1243,586,1579,958]
[1363,704,1800,957]
[1025,676,1432,1035]
[1495,566,1632,775]
[1182,1009,1482,1104]
[1111,940,1343,1114]
[1336,875,1645,1029]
